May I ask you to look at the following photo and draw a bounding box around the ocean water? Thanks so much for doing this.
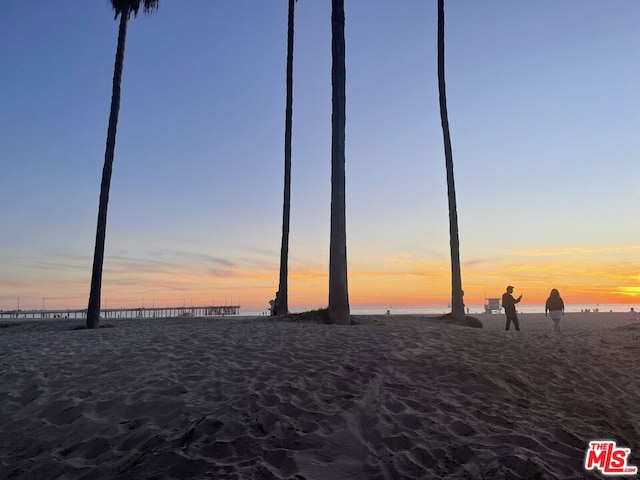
[241,303,636,317]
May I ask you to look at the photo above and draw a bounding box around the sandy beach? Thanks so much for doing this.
[1,312,639,479]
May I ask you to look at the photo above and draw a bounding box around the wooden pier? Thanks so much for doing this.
[0,305,241,320]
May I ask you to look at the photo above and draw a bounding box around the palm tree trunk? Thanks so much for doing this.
[277,0,296,316]
[86,8,129,328]
[437,0,465,321]
[328,0,350,325]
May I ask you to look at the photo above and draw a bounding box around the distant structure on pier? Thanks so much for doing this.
[0,304,240,320]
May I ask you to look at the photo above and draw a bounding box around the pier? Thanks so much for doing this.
[0,305,241,320]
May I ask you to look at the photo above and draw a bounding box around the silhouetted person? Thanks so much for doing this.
[545,288,565,333]
[270,291,280,316]
[461,289,466,313]
[502,285,522,331]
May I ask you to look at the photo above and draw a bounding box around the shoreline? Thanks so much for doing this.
[1,313,639,479]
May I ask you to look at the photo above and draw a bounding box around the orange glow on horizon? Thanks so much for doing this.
[1,247,638,311]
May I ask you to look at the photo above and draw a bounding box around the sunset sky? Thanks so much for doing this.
[1,1,638,312]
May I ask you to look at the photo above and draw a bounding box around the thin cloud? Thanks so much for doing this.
[163,251,236,268]
[513,245,640,257]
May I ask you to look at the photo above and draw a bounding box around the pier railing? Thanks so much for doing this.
[0,305,240,320]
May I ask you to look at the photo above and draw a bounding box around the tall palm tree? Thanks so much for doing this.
[328,0,350,325]
[437,0,464,321]
[86,0,159,329]
[277,0,297,316]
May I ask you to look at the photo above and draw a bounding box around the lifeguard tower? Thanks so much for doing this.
[484,297,501,314]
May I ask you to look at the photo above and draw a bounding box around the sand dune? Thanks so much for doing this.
[1,312,638,479]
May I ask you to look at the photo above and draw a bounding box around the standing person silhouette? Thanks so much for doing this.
[545,288,565,333]
[502,285,522,331]
[269,291,279,316]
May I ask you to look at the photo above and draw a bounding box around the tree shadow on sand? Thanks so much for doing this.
[276,309,483,329]
[0,322,21,329]
[278,309,331,324]
[434,313,483,329]
[70,324,115,331]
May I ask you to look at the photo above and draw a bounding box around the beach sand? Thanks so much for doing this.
[1,312,638,479]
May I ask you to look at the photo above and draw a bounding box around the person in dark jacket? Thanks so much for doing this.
[502,285,522,331]
[545,288,565,333]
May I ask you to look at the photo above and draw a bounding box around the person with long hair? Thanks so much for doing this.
[545,288,565,333]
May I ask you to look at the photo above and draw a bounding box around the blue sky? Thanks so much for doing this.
[1,1,638,311]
